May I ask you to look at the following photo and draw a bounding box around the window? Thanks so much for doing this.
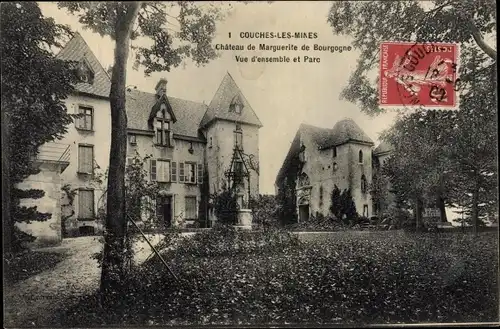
[185,196,197,220]
[78,145,94,174]
[209,137,213,148]
[77,106,93,130]
[234,125,243,150]
[359,150,363,163]
[78,189,94,220]
[171,162,177,182]
[155,108,171,147]
[333,147,337,158]
[361,174,367,194]
[197,163,203,184]
[229,95,244,114]
[150,159,170,182]
[234,104,242,114]
[179,163,185,183]
[298,172,310,187]
[185,162,196,184]
[129,134,137,145]
[319,185,324,206]
[76,61,94,84]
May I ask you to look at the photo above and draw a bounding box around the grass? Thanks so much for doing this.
[54,230,498,326]
[4,250,67,284]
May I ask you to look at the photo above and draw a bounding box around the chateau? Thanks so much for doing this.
[17,33,262,244]
[275,119,393,222]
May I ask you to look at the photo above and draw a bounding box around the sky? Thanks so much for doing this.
[39,1,398,195]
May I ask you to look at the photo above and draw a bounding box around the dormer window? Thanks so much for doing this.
[129,134,137,145]
[75,60,94,84]
[155,105,172,147]
[298,143,306,163]
[229,95,244,114]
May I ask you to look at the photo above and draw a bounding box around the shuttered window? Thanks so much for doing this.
[150,159,157,181]
[185,196,197,220]
[150,159,171,182]
[171,162,177,182]
[157,160,170,182]
[185,163,196,184]
[78,189,94,219]
[78,145,94,174]
[179,163,185,183]
[197,164,203,184]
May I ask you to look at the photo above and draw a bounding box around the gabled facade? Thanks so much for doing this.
[19,32,263,242]
[125,71,262,228]
[276,118,386,222]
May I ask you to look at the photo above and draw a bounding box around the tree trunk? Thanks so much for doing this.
[2,106,12,253]
[471,179,480,237]
[100,2,141,307]
[437,196,447,223]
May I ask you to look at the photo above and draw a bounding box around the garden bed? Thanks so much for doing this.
[54,230,498,326]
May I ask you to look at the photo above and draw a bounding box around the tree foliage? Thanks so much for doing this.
[329,185,358,224]
[1,1,77,251]
[328,1,497,233]
[328,0,497,115]
[250,194,280,229]
[370,164,392,216]
[212,181,239,226]
[380,46,497,230]
[58,1,226,300]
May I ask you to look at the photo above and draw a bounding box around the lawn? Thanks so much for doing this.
[4,250,67,284]
[55,229,499,326]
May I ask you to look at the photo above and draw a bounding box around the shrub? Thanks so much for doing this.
[287,214,345,231]
[381,206,414,230]
[250,194,280,229]
[329,185,358,224]
[145,226,301,262]
[213,186,239,226]
[58,232,498,326]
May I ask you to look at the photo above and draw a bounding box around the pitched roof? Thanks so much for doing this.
[275,119,374,185]
[58,34,259,138]
[275,129,301,186]
[327,118,374,147]
[299,119,374,149]
[126,89,208,139]
[374,141,393,155]
[56,32,111,98]
[200,72,263,128]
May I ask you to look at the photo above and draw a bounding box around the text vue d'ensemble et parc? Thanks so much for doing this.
[217,31,353,63]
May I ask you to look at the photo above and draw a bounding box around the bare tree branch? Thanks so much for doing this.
[467,18,497,61]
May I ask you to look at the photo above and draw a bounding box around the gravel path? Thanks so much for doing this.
[4,234,166,327]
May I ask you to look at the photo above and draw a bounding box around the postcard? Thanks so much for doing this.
[3,1,498,328]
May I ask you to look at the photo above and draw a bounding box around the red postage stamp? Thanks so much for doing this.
[379,42,460,109]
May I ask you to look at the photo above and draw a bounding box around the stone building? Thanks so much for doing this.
[275,118,392,222]
[18,32,262,243]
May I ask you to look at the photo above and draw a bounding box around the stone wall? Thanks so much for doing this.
[16,162,63,246]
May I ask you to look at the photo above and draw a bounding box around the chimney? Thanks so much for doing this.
[155,78,168,98]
